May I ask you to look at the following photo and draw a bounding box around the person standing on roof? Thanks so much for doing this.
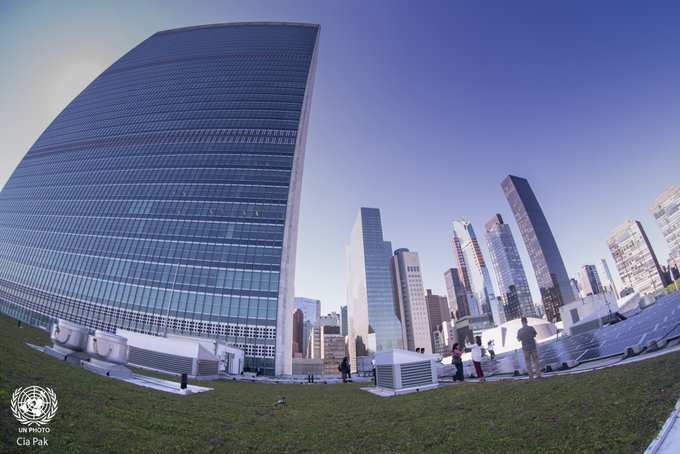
[517,317,541,380]
[487,340,496,360]
[465,336,486,382]
[451,343,465,382]
[339,356,351,383]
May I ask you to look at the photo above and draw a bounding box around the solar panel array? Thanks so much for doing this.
[476,293,680,375]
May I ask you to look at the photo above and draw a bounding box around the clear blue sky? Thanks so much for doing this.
[1,0,678,315]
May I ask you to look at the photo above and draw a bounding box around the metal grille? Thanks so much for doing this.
[197,359,219,376]
[128,346,193,374]
[375,365,395,389]
[400,361,433,388]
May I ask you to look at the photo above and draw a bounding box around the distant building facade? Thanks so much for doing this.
[346,208,403,370]
[484,213,536,321]
[294,297,321,325]
[390,249,432,353]
[450,232,479,316]
[308,312,340,359]
[425,289,450,336]
[340,305,348,337]
[502,175,574,322]
[570,279,581,300]
[444,268,469,319]
[292,308,304,357]
[652,186,680,264]
[607,220,665,295]
[320,325,345,374]
[453,220,500,325]
[598,259,619,295]
[578,265,603,297]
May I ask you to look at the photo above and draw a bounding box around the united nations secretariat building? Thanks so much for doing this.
[0,23,320,376]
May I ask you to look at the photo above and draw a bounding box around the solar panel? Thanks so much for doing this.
[485,297,680,371]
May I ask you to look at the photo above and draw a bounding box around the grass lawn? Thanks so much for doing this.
[1,314,679,453]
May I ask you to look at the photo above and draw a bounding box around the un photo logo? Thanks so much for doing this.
[11,386,58,426]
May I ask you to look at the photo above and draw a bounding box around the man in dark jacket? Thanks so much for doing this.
[339,357,351,383]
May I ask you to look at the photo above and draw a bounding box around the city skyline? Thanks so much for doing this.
[1,1,679,315]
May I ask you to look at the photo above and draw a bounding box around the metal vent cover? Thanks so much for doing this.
[128,346,193,374]
[197,359,219,376]
[400,361,433,388]
[376,364,395,389]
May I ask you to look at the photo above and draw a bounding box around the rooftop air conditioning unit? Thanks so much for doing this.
[374,349,438,395]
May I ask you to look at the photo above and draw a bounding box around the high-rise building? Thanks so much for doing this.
[450,230,479,316]
[294,297,321,325]
[484,213,536,321]
[598,259,619,295]
[308,312,340,359]
[292,308,304,356]
[425,289,450,354]
[340,305,348,337]
[570,278,581,299]
[502,175,574,322]
[578,264,603,297]
[0,23,320,376]
[607,220,665,295]
[320,325,345,374]
[346,208,403,369]
[390,249,432,353]
[452,220,500,325]
[444,268,467,319]
[302,320,314,359]
[652,186,680,264]
[425,289,450,334]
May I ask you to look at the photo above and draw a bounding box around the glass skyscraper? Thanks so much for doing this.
[452,220,500,325]
[0,23,320,375]
[502,175,574,322]
[293,297,321,325]
[450,231,478,317]
[444,268,467,320]
[346,208,403,370]
[484,214,536,321]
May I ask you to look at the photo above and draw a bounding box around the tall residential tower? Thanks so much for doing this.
[652,186,680,265]
[502,175,574,322]
[607,220,665,295]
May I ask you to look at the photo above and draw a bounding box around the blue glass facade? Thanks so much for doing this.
[484,213,536,321]
[502,175,574,322]
[0,23,320,375]
[346,208,403,369]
